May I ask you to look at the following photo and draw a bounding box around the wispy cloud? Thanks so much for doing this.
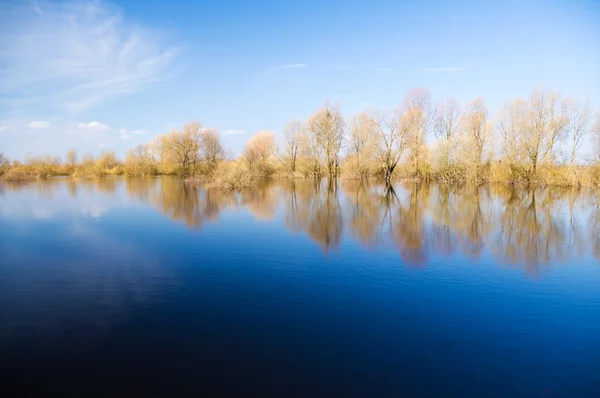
[120,134,131,140]
[223,129,246,136]
[0,125,6,132]
[0,1,179,113]
[279,63,308,69]
[375,67,393,72]
[77,121,110,131]
[416,67,464,72]
[28,121,51,129]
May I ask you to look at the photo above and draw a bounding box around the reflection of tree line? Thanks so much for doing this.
[27,177,596,272]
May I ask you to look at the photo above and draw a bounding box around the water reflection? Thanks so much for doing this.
[2,177,598,271]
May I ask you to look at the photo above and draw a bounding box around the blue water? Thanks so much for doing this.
[1,178,599,397]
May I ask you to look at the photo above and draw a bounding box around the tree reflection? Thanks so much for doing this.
[282,178,343,252]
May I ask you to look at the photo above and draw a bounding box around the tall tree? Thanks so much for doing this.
[402,88,433,176]
[65,149,78,165]
[434,98,461,166]
[244,131,276,167]
[347,112,377,173]
[283,120,302,172]
[372,109,407,183]
[566,98,591,165]
[305,103,345,176]
[461,98,491,164]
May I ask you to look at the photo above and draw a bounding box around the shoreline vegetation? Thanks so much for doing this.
[2,88,600,189]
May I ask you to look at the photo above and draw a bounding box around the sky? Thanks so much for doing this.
[0,0,598,160]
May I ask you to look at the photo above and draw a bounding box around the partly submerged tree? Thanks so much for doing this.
[283,120,302,172]
[402,88,433,176]
[372,109,407,183]
[305,103,345,176]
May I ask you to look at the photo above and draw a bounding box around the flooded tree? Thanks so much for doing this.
[305,103,345,176]
[283,120,302,172]
[346,112,377,178]
[461,98,492,165]
[243,131,277,172]
[372,109,407,184]
[402,89,433,176]
[433,98,461,167]
[65,149,78,166]
[566,99,592,165]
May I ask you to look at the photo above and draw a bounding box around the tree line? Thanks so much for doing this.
[2,87,600,187]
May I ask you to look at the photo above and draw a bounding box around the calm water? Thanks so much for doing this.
[1,177,599,397]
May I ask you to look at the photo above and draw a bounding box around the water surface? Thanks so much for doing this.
[1,178,599,397]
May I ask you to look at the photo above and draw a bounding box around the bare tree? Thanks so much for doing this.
[402,88,433,176]
[199,128,225,165]
[372,109,407,183]
[283,120,302,172]
[163,122,203,177]
[66,149,78,165]
[434,98,460,165]
[347,112,377,171]
[498,99,527,165]
[594,110,600,163]
[0,152,7,166]
[520,89,568,175]
[566,99,592,165]
[244,131,276,167]
[461,98,491,164]
[305,103,345,176]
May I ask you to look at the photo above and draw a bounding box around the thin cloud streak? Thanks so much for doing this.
[375,68,393,71]
[0,1,179,113]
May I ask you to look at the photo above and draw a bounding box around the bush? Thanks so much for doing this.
[206,161,252,191]
[2,168,36,181]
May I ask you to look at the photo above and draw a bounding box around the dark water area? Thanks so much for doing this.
[1,177,599,397]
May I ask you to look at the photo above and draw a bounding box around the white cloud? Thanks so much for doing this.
[98,143,105,148]
[77,121,110,131]
[120,134,131,140]
[28,121,51,129]
[0,125,6,132]
[223,129,246,136]
[0,1,179,113]
[120,128,146,136]
[279,63,308,69]
[416,68,464,72]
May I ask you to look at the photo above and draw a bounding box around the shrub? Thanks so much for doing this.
[206,161,252,191]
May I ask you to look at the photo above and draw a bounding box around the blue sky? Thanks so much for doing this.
[0,0,598,159]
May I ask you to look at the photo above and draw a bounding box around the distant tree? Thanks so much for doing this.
[347,112,377,167]
[0,152,8,166]
[305,103,345,176]
[199,128,225,165]
[461,98,492,164]
[244,131,276,168]
[402,88,433,176]
[283,120,302,172]
[96,151,120,170]
[66,149,78,165]
[434,98,461,166]
[163,122,203,177]
[566,98,592,165]
[593,110,600,163]
[372,109,407,183]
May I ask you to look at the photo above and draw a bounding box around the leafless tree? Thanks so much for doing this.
[283,120,302,172]
[305,103,345,176]
[199,128,225,165]
[347,112,377,172]
[372,109,407,183]
[462,98,491,164]
[402,88,433,176]
[66,149,78,165]
[244,131,276,167]
[434,98,460,165]
[566,98,592,165]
